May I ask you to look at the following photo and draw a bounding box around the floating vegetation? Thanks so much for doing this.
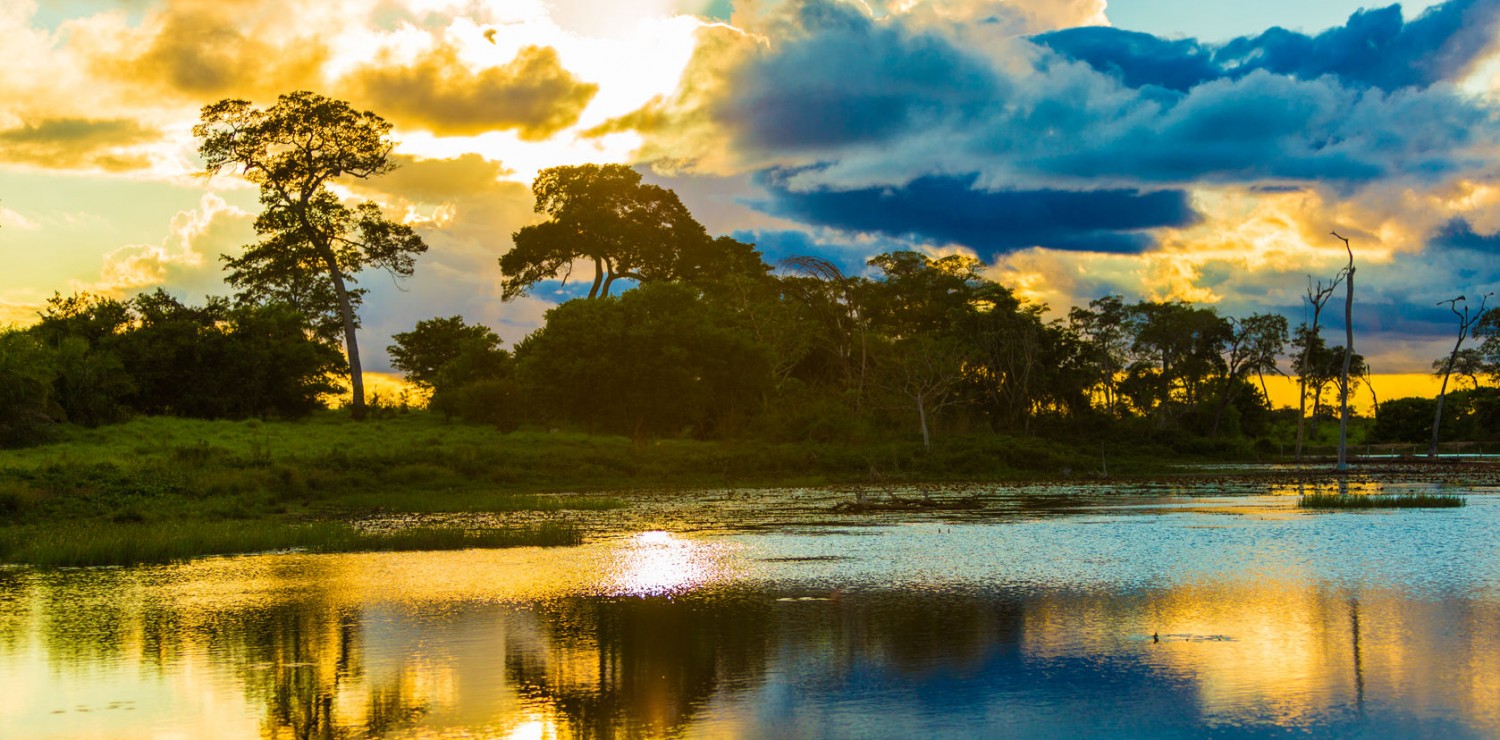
[832,494,984,513]
[1298,493,1466,509]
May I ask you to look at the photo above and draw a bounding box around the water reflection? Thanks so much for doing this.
[2,501,1499,737]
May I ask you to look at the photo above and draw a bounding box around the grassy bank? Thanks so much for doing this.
[0,412,1227,566]
[0,520,582,567]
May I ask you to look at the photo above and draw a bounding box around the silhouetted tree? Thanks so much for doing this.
[1331,231,1356,471]
[1430,292,1491,457]
[1295,272,1343,460]
[500,164,763,300]
[196,91,427,420]
[1212,313,1288,436]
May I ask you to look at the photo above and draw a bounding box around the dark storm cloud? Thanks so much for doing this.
[1430,218,1500,254]
[714,0,1003,151]
[1037,0,1500,93]
[753,171,1196,254]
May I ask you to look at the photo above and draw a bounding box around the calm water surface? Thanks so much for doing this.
[2,485,1499,738]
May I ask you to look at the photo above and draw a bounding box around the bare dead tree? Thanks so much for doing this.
[1429,291,1493,457]
[1332,232,1355,472]
[1296,273,1343,460]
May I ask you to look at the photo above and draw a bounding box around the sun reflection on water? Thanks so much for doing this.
[609,530,728,597]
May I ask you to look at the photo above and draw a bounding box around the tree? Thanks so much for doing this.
[388,316,508,390]
[1331,231,1356,472]
[870,335,970,449]
[1429,292,1492,457]
[1295,272,1343,460]
[515,283,774,438]
[1211,313,1288,436]
[1121,301,1230,427]
[500,164,764,300]
[32,292,133,426]
[1068,295,1131,415]
[0,329,61,447]
[195,91,427,420]
[1431,349,1486,392]
[117,290,342,419]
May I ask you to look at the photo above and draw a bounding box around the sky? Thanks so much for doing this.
[2,0,1498,404]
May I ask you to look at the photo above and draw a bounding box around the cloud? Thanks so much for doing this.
[1037,0,1500,93]
[0,117,158,171]
[731,227,898,275]
[80,0,332,101]
[87,193,252,297]
[615,0,1500,195]
[343,43,598,140]
[1429,218,1500,254]
[754,170,1197,253]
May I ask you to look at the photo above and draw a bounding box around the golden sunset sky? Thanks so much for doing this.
[3,0,1496,405]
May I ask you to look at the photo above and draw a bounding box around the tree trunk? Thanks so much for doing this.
[327,264,365,421]
[1295,374,1309,461]
[587,257,604,299]
[1337,266,1355,472]
[1429,338,1462,457]
[916,392,930,449]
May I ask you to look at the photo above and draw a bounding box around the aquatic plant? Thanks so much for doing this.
[1298,493,1466,509]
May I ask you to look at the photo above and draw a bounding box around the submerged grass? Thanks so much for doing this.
[1298,493,1467,509]
[0,520,582,568]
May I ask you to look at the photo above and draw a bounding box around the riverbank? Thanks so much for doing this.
[2,413,1492,566]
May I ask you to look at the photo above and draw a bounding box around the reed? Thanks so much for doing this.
[1298,493,1466,509]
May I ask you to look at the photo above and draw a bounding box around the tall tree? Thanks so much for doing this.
[195,91,427,420]
[1332,232,1356,472]
[1430,292,1492,457]
[500,164,763,300]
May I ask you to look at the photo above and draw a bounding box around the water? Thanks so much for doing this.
[3,487,1499,738]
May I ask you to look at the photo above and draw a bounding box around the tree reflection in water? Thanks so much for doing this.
[3,545,1500,737]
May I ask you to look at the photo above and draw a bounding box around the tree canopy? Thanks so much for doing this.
[500,164,766,300]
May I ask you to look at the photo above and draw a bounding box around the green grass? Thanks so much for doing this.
[0,520,582,567]
[1298,493,1467,509]
[0,411,1257,566]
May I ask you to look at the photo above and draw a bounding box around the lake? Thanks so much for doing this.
[3,479,1499,738]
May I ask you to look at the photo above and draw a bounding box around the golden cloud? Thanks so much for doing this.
[343,44,598,140]
[0,117,158,171]
[79,0,330,101]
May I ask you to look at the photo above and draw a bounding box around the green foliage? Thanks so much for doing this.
[429,377,528,430]
[388,316,509,390]
[0,329,61,447]
[516,283,774,437]
[1370,396,1440,443]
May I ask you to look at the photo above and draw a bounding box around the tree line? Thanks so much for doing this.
[4,91,1499,452]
